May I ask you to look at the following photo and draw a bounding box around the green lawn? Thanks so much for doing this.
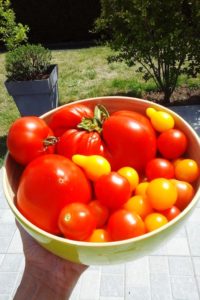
[0,46,199,166]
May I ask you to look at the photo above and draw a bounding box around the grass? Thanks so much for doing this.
[0,45,199,166]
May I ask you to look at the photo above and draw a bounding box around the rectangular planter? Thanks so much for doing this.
[5,64,59,116]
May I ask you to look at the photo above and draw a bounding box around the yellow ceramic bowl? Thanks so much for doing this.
[3,96,200,265]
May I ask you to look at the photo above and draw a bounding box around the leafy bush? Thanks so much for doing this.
[95,0,200,102]
[5,44,52,81]
[0,0,29,50]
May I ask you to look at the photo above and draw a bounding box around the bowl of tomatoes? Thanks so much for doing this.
[3,96,200,265]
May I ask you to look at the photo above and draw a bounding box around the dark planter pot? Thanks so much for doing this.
[5,64,59,116]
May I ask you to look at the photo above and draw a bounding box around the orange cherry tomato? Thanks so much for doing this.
[123,195,154,219]
[135,182,149,197]
[174,159,199,183]
[145,213,168,232]
[146,178,177,211]
[86,229,111,242]
[170,179,195,211]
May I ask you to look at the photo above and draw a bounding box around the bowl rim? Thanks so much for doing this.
[3,96,200,247]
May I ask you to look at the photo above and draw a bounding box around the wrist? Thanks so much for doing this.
[14,263,83,300]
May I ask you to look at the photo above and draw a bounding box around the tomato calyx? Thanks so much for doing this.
[43,136,59,148]
[77,105,109,134]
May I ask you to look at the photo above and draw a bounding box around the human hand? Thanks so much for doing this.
[14,221,88,300]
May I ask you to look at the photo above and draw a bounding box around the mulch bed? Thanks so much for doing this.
[143,86,200,106]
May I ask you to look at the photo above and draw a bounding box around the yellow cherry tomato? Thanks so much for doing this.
[135,181,149,197]
[123,195,154,219]
[145,213,168,232]
[72,154,111,181]
[86,229,111,242]
[146,178,177,210]
[174,158,199,183]
[117,166,139,192]
[146,107,174,132]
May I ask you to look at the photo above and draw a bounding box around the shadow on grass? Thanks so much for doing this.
[0,135,7,167]
[109,90,200,107]
[107,90,143,99]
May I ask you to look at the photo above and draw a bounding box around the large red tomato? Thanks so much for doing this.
[56,129,105,158]
[17,154,92,234]
[7,116,56,165]
[48,104,93,137]
[102,110,157,172]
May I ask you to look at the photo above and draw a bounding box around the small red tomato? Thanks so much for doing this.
[58,203,96,241]
[95,172,131,210]
[157,129,188,159]
[145,158,175,180]
[170,179,195,211]
[107,209,146,241]
[162,206,181,221]
[88,200,109,228]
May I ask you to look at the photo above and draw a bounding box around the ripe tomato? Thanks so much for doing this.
[117,167,139,192]
[146,178,177,210]
[102,110,157,172]
[145,158,175,180]
[58,203,96,241]
[94,172,131,210]
[170,179,195,211]
[86,229,111,242]
[48,104,93,136]
[17,154,92,234]
[135,182,149,197]
[56,129,105,159]
[174,159,199,183]
[162,206,181,221]
[123,195,154,219]
[144,213,168,232]
[88,200,109,228]
[7,116,56,165]
[72,155,111,182]
[107,209,146,241]
[157,129,188,159]
[146,108,174,132]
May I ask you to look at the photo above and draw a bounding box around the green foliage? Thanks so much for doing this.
[95,0,200,102]
[5,44,52,81]
[0,0,29,50]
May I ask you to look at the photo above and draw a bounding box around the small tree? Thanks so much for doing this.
[0,0,29,50]
[95,0,200,102]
